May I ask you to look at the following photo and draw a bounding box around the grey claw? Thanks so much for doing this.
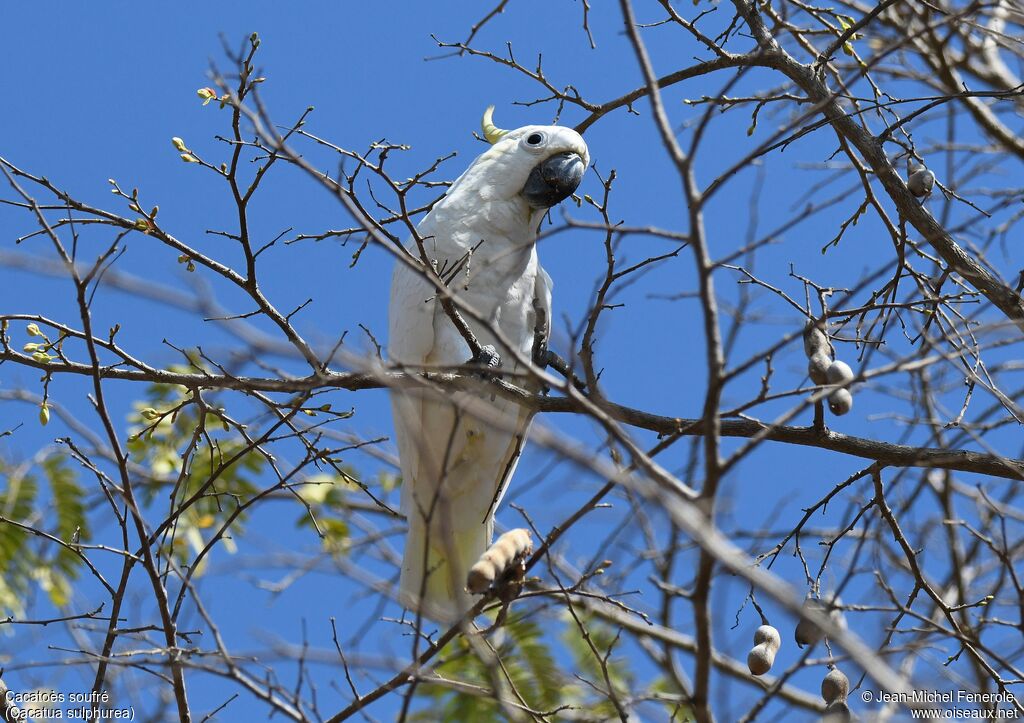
[471,344,501,370]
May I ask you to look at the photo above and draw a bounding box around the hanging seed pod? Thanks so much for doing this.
[803,322,830,359]
[753,624,781,650]
[821,666,850,704]
[746,624,781,676]
[747,644,775,675]
[825,360,855,385]
[808,352,831,385]
[794,619,822,648]
[797,597,847,647]
[795,599,826,648]
[821,699,853,723]
[828,388,853,416]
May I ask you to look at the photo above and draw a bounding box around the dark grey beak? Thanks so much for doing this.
[522,152,585,208]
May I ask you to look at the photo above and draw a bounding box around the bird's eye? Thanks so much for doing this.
[526,132,544,146]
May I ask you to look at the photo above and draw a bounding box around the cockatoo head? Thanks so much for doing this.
[472,105,589,209]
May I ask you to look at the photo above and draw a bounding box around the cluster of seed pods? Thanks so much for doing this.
[746,601,855,720]
[804,323,855,416]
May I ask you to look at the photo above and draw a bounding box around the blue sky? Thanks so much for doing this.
[1,2,1020,721]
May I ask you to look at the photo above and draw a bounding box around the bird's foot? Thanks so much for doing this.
[468,346,502,397]
[532,346,554,396]
[469,344,502,370]
[533,343,553,369]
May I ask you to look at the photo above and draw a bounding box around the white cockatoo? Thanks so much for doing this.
[388,107,589,621]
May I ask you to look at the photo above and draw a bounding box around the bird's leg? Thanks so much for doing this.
[531,300,554,396]
[531,297,587,393]
[466,344,502,401]
[531,300,550,369]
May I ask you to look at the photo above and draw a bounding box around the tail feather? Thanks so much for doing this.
[399,510,492,623]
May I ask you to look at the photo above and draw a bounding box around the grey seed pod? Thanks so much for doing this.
[803,323,829,358]
[795,599,825,648]
[798,596,848,648]
[828,388,854,416]
[808,352,831,385]
[821,667,850,704]
[794,618,822,648]
[821,699,853,723]
[753,624,782,652]
[908,167,935,198]
[746,643,775,676]
[825,360,854,385]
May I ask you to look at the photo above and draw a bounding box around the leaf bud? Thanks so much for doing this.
[197,87,218,105]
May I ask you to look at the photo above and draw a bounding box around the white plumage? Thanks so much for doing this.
[388,111,589,621]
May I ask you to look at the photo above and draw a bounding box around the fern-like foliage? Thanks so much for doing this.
[413,613,584,721]
[127,373,263,569]
[0,460,38,616]
[0,451,91,612]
